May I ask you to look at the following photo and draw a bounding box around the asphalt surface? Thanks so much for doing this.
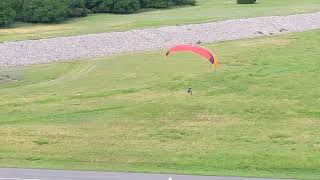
[0,168,291,180]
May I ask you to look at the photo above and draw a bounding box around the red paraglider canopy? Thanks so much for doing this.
[165,45,218,68]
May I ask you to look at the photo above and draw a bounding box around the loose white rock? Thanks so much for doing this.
[0,12,320,69]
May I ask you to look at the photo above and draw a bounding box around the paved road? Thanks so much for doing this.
[1,12,320,68]
[0,168,291,180]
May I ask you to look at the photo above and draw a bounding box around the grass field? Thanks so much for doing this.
[0,30,320,179]
[1,0,320,42]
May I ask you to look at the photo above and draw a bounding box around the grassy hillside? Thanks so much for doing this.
[0,0,320,42]
[0,30,320,179]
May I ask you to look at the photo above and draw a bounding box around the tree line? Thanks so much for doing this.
[0,0,196,27]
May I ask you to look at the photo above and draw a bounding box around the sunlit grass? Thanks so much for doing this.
[0,30,320,179]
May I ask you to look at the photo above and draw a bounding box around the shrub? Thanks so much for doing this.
[140,0,173,8]
[173,0,196,6]
[67,0,89,17]
[89,0,114,13]
[237,0,256,4]
[86,0,140,13]
[0,0,16,27]
[10,0,24,20]
[69,7,89,17]
[113,0,140,13]
[140,0,195,9]
[22,0,69,23]
[87,0,196,14]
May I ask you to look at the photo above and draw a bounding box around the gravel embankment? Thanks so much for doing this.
[1,12,320,69]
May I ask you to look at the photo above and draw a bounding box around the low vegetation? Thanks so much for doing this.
[0,30,319,179]
[237,0,256,4]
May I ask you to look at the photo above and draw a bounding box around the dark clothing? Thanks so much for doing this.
[187,87,192,95]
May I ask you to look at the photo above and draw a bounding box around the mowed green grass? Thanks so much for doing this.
[0,30,320,179]
[1,0,320,42]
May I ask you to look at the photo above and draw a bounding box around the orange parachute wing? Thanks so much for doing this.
[166,45,218,68]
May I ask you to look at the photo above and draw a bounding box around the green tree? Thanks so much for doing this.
[237,0,256,4]
[89,0,114,13]
[113,0,140,14]
[66,0,89,17]
[173,0,196,6]
[0,0,16,27]
[22,0,69,23]
[10,0,24,20]
[86,0,140,14]
[140,0,173,8]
